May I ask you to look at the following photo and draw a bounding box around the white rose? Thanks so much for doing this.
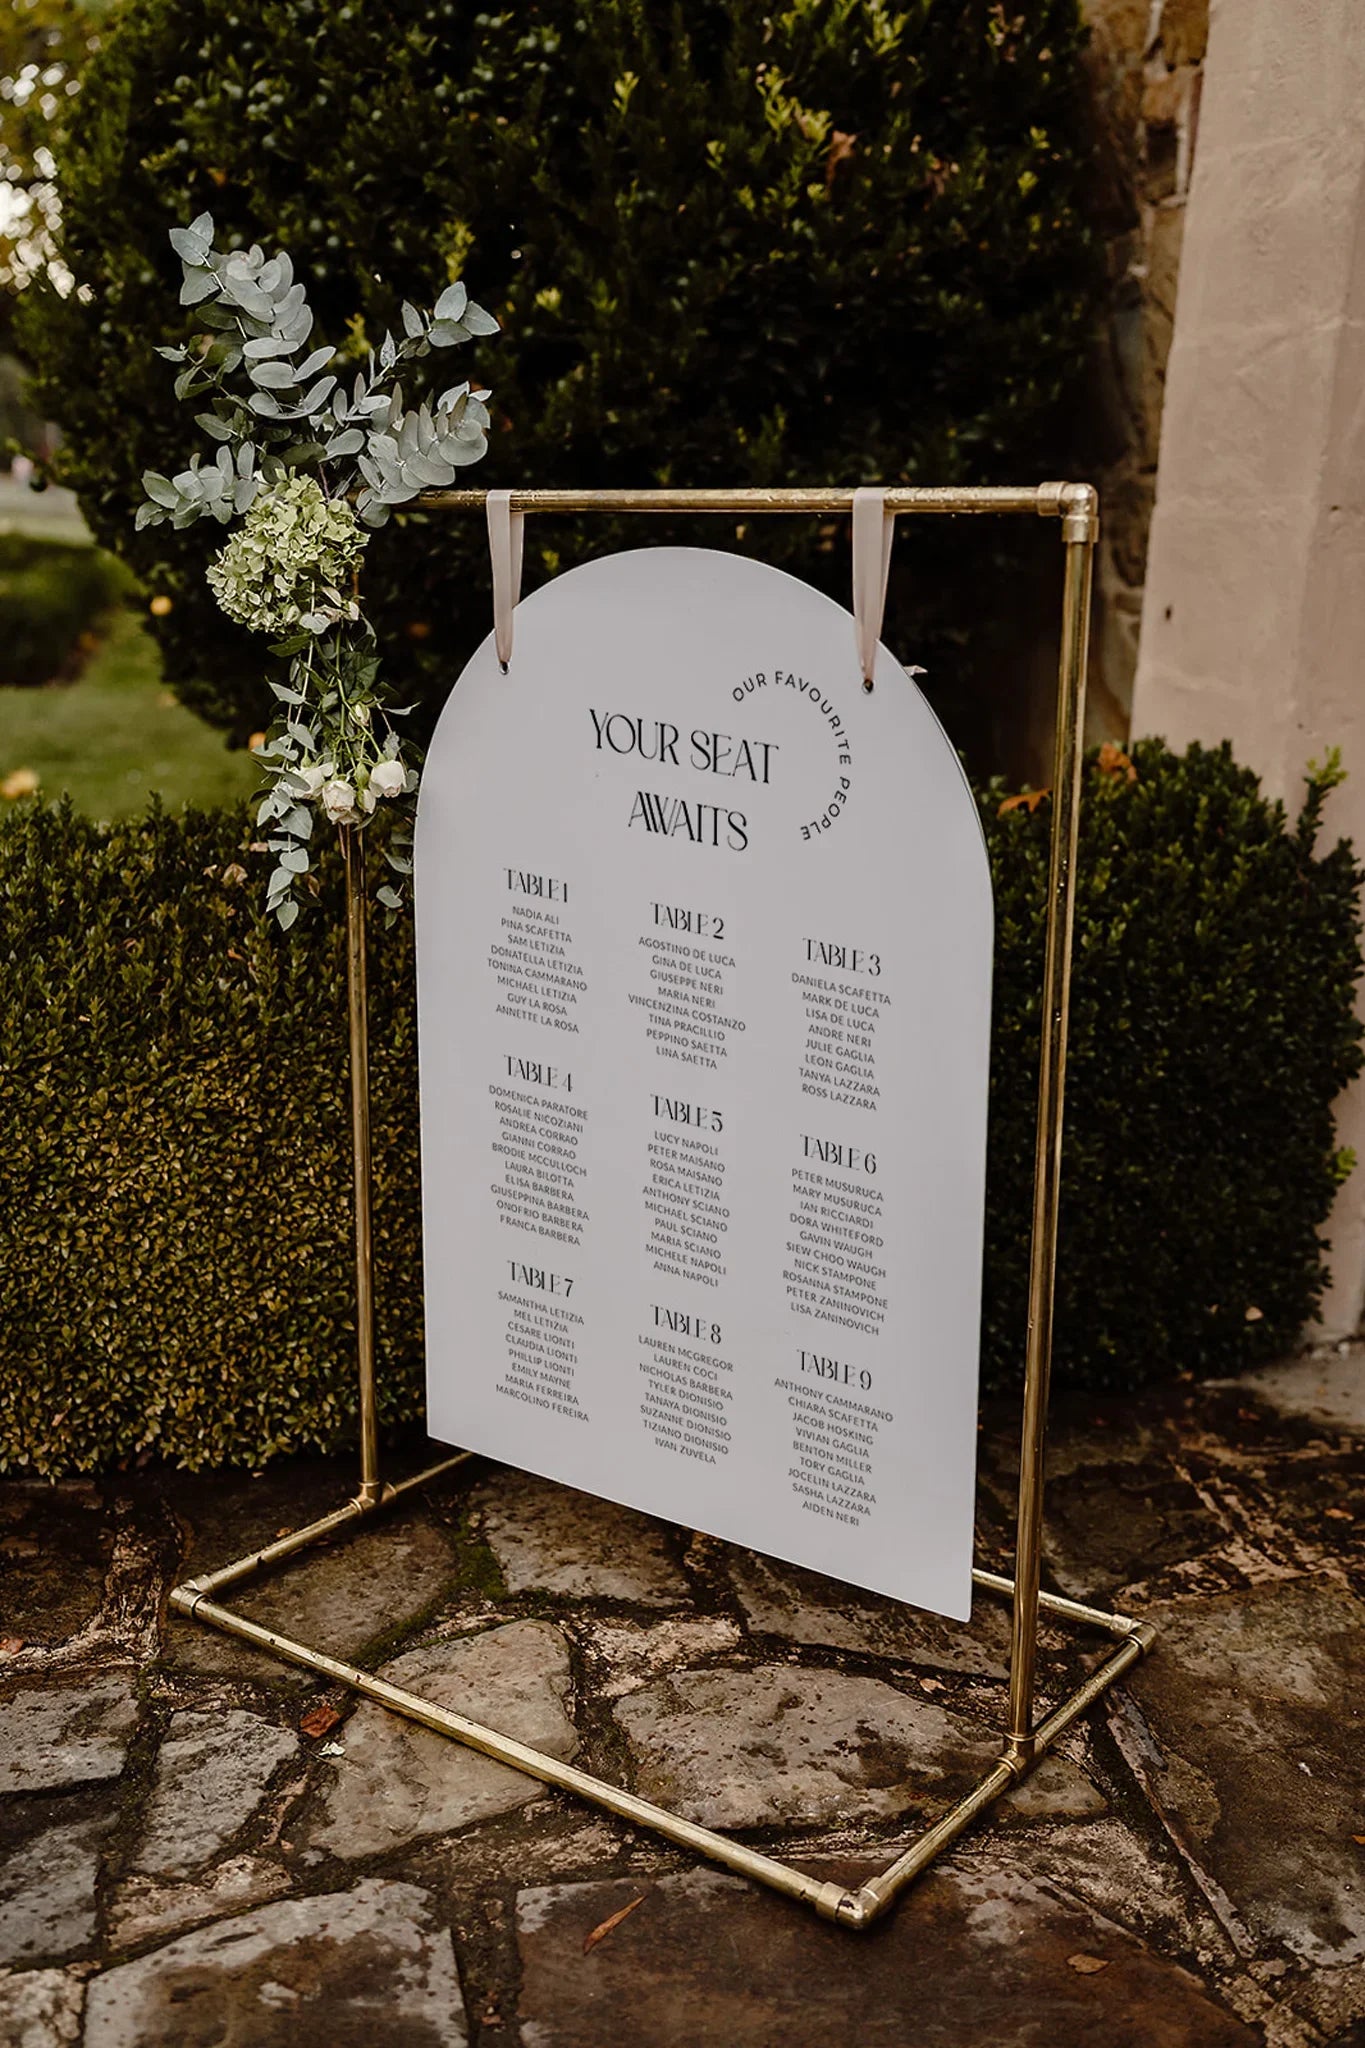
[321,778,360,824]
[295,762,328,797]
[368,759,407,801]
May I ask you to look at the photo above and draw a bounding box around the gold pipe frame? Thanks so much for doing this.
[340,823,381,1510]
[174,479,1153,1929]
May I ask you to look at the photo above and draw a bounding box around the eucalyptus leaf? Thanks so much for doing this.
[249,358,299,390]
[195,411,235,441]
[223,278,275,321]
[448,432,488,465]
[404,450,455,487]
[169,226,211,263]
[179,267,220,306]
[297,376,337,414]
[280,440,329,466]
[295,344,335,382]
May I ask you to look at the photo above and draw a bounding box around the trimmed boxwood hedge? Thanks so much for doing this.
[1,737,1360,1475]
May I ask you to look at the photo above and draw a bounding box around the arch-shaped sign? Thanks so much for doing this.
[416,547,991,1619]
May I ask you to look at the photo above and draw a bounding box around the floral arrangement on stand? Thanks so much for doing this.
[139,213,498,926]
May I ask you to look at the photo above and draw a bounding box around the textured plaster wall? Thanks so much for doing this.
[1132,0,1365,1334]
[1081,0,1209,745]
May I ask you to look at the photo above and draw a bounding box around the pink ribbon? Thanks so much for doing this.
[852,486,895,687]
[486,489,525,670]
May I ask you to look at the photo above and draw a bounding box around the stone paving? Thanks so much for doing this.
[0,1348,1361,2046]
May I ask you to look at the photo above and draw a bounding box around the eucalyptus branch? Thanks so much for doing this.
[139,213,498,927]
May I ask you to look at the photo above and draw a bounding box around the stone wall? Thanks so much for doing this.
[1080,0,1208,745]
[1131,0,1365,1337]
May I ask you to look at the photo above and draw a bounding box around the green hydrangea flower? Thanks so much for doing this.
[206,474,367,633]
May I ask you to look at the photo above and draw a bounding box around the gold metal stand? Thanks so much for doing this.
[172,481,1154,1929]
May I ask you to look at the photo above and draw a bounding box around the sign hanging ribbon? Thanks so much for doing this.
[486,489,525,671]
[851,486,895,690]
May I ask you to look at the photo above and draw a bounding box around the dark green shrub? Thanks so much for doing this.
[1,740,1358,1475]
[983,741,1363,1391]
[19,0,1098,752]
[0,533,135,688]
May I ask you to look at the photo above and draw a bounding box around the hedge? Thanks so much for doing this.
[1,738,1360,1475]
[0,533,135,689]
[19,0,1099,750]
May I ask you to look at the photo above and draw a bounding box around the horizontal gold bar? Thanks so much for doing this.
[841,1630,1149,1926]
[173,1452,472,1605]
[838,1761,1019,1925]
[421,484,1091,519]
[1027,1629,1148,1753]
[176,1585,1148,1931]
[971,1566,1137,1639]
[177,1591,841,1917]
[173,1467,1137,1639]
[171,1450,1152,1930]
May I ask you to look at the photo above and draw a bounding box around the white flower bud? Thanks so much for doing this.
[321,778,360,824]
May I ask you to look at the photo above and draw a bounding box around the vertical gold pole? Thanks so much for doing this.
[342,824,381,1507]
[1005,487,1097,1761]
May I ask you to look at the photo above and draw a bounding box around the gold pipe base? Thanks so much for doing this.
[170,1453,1154,1931]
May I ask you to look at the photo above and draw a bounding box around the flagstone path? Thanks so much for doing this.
[1,1348,1361,2046]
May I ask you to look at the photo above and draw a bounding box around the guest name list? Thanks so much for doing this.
[417,548,991,1619]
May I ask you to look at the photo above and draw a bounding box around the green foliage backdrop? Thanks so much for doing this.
[0,533,134,688]
[2,740,1359,1475]
[19,0,1099,752]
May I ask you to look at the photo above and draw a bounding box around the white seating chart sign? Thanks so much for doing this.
[416,547,992,1619]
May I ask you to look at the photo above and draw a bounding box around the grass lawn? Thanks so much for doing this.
[0,605,258,820]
